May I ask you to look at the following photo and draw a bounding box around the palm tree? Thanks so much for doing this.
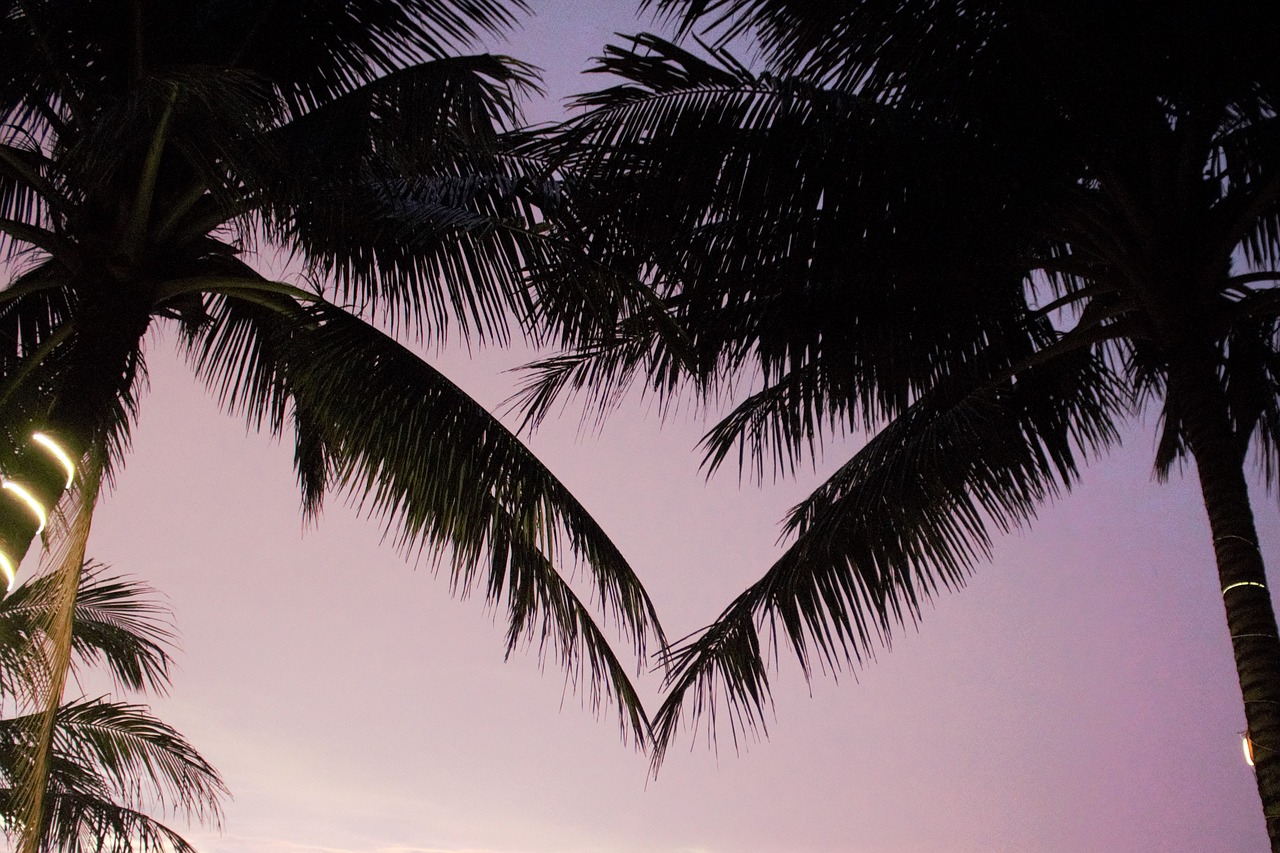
[520,0,1280,843]
[0,0,664,847]
[0,561,227,853]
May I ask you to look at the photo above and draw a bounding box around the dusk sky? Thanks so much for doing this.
[44,3,1279,852]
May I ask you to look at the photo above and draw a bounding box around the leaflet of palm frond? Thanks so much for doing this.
[177,286,324,510]
[489,498,652,745]
[509,319,699,435]
[0,264,76,439]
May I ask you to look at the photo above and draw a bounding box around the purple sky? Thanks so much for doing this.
[57,4,1278,852]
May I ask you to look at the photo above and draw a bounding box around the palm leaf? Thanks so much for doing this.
[284,303,664,740]
[523,35,1042,426]
[26,791,200,853]
[263,55,553,343]
[44,699,225,823]
[0,699,225,853]
[650,344,1128,768]
[0,0,529,121]
[182,293,664,741]
[0,563,173,700]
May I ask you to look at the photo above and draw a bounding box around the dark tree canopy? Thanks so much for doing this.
[0,3,666,849]
[525,0,1280,843]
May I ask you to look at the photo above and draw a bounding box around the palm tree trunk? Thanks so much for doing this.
[16,453,101,853]
[44,286,153,447]
[1171,358,1280,850]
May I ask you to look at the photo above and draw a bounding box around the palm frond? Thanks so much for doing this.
[178,283,340,518]
[182,289,663,737]
[226,0,532,116]
[0,142,58,243]
[264,55,552,343]
[0,699,225,853]
[282,303,665,732]
[44,699,225,824]
[490,506,652,744]
[59,567,173,696]
[650,346,1128,769]
[526,35,1042,428]
[27,790,200,853]
[0,563,173,699]
[270,55,539,174]
[0,0,530,122]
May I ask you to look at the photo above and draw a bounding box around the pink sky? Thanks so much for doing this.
[56,4,1277,852]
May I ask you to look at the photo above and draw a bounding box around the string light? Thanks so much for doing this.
[1244,734,1256,767]
[0,433,78,596]
[1222,581,1268,596]
[2,480,46,535]
[31,432,75,488]
[0,552,14,592]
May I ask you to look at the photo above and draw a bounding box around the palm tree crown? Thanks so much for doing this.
[0,3,667,845]
[523,0,1280,843]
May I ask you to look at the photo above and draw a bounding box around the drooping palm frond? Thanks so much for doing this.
[0,699,226,853]
[46,699,223,823]
[282,303,663,741]
[651,344,1129,767]
[26,792,200,853]
[0,552,223,853]
[0,563,173,700]
[490,507,652,743]
[178,289,664,742]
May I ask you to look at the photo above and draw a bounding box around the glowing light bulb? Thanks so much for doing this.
[2,481,46,534]
[1244,734,1256,767]
[0,552,14,592]
[31,432,75,488]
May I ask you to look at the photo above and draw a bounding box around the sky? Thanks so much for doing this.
[31,3,1280,852]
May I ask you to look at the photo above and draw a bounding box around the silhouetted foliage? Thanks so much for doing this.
[0,563,226,853]
[527,2,1280,844]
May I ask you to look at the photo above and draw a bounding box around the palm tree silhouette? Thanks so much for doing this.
[524,1,1280,842]
[0,562,227,853]
[0,2,664,848]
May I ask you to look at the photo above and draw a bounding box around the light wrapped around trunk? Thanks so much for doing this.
[0,431,77,591]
